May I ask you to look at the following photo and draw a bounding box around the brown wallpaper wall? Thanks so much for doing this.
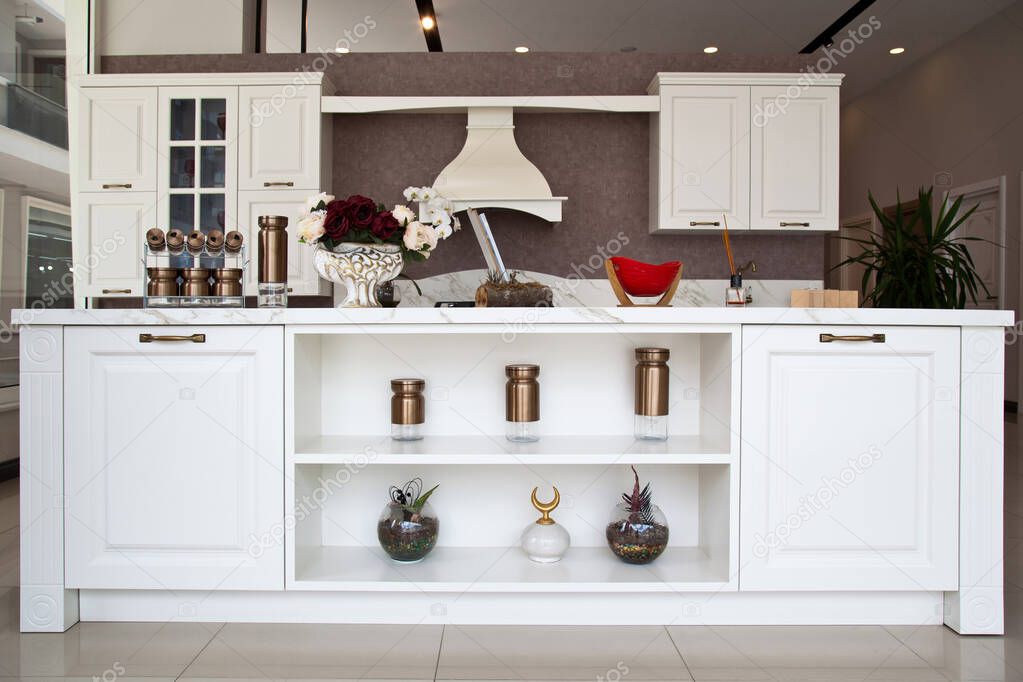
[103,52,828,280]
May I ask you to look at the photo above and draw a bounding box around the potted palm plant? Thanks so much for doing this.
[834,186,992,308]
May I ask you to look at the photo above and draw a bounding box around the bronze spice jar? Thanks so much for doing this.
[257,215,288,307]
[634,347,670,441]
[506,364,540,443]
[180,268,211,297]
[146,267,179,297]
[211,268,243,297]
[225,230,244,253]
[390,378,425,441]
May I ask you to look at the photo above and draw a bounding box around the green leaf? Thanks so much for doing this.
[413,484,439,511]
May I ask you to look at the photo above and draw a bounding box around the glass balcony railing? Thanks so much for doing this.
[0,78,68,149]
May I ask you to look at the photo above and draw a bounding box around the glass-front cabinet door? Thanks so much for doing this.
[157,87,238,242]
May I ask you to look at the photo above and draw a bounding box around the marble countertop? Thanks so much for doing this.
[11,306,1014,327]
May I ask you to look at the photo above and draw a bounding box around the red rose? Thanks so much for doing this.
[323,199,351,240]
[370,211,400,240]
[345,195,377,229]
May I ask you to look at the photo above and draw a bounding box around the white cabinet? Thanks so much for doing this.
[64,326,285,590]
[75,87,157,192]
[73,192,156,297]
[650,85,750,231]
[157,86,239,235]
[750,85,839,231]
[739,325,960,591]
[648,74,841,232]
[238,85,321,190]
[239,190,327,296]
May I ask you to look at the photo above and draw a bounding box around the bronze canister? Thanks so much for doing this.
[206,229,225,253]
[146,267,179,296]
[211,268,243,297]
[146,228,166,251]
[166,229,186,253]
[186,230,206,254]
[225,230,245,253]
[635,347,670,417]
[391,379,426,426]
[258,216,288,284]
[506,364,540,423]
[181,268,211,296]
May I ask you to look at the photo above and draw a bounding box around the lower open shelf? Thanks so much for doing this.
[292,545,731,592]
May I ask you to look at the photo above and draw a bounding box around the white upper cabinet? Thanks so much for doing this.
[76,87,157,192]
[238,85,321,190]
[648,74,842,232]
[74,191,155,297]
[651,85,750,232]
[739,325,960,590]
[64,325,285,590]
[750,85,839,231]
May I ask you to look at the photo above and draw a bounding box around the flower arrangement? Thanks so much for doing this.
[297,187,459,262]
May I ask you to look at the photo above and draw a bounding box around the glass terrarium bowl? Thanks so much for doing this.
[377,500,439,563]
[605,501,669,565]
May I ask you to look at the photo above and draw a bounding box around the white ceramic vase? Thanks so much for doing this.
[314,242,404,308]
[520,521,571,563]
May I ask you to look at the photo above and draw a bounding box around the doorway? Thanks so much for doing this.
[945,177,1006,310]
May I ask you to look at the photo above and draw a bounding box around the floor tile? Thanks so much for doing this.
[437,625,690,680]
[0,620,221,677]
[180,622,442,679]
[886,625,1023,681]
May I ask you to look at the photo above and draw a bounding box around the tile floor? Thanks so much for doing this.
[0,418,1020,681]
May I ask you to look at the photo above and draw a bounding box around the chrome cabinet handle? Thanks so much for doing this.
[690,220,721,226]
[101,288,132,294]
[263,181,294,187]
[102,183,133,189]
[139,333,206,343]
[780,221,811,227]
[819,333,886,343]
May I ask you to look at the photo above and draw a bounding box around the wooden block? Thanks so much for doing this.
[809,290,825,308]
[838,290,858,308]
[790,289,811,307]
[824,290,841,308]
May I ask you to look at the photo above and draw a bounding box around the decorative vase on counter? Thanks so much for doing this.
[377,478,439,563]
[314,242,404,308]
[606,467,669,565]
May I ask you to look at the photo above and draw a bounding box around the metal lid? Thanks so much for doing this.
[146,267,178,277]
[212,268,243,278]
[181,268,211,278]
[506,364,540,379]
[391,378,425,392]
[258,215,289,229]
[635,347,670,362]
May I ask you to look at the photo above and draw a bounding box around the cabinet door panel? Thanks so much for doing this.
[750,86,839,230]
[239,190,327,296]
[77,87,157,191]
[740,325,959,590]
[75,192,155,297]
[238,86,320,190]
[653,85,749,231]
[64,326,284,590]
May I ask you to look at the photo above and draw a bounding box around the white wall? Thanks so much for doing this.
[97,0,253,56]
[838,0,1023,404]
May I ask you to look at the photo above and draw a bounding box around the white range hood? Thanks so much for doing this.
[432,107,567,223]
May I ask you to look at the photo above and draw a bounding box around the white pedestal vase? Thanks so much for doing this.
[314,242,404,308]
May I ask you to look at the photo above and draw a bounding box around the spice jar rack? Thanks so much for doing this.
[142,229,248,308]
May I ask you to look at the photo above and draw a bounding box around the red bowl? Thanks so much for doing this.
[609,257,682,297]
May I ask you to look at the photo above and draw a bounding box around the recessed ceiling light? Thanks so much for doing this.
[335,47,350,54]
[421,16,435,30]
[889,47,905,55]
[515,46,529,53]
[703,46,718,54]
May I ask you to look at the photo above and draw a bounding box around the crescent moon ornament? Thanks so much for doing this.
[531,486,560,525]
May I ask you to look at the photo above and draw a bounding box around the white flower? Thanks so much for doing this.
[402,186,420,202]
[417,187,437,202]
[434,222,453,240]
[305,192,334,213]
[392,204,417,226]
[403,221,438,255]
[296,211,325,244]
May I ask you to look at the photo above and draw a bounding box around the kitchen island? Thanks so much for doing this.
[14,306,1011,633]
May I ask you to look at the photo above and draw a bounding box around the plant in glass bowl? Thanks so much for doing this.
[377,477,439,563]
[606,466,669,564]
[297,187,459,308]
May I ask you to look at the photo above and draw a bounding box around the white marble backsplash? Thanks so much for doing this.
[391,269,823,308]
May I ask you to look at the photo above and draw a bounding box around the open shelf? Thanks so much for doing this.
[293,545,729,592]
[292,434,733,465]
